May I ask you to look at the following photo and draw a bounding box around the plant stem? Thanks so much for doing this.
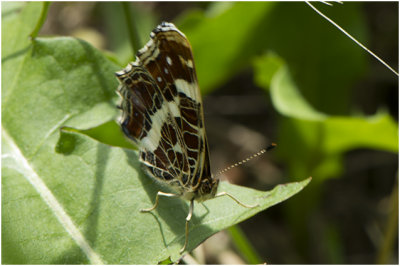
[121,2,141,55]
[376,177,398,264]
[227,225,263,264]
[30,2,50,39]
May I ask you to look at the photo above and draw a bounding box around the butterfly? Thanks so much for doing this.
[115,22,273,253]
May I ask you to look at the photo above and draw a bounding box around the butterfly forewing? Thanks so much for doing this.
[117,22,211,196]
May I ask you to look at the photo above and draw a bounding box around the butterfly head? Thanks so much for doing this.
[197,177,219,202]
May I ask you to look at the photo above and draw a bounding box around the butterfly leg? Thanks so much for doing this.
[215,192,259,208]
[140,191,179,212]
[180,199,194,253]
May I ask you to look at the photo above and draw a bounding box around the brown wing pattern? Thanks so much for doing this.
[116,22,211,195]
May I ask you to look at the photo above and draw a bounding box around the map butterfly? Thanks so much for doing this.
[116,22,273,253]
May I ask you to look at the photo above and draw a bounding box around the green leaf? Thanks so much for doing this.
[74,121,136,150]
[4,128,311,263]
[254,54,398,155]
[271,65,328,121]
[322,112,399,153]
[2,37,120,159]
[253,52,284,89]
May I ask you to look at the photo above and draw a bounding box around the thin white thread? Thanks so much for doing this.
[306,1,398,76]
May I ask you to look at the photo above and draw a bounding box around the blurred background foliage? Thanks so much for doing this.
[17,1,399,264]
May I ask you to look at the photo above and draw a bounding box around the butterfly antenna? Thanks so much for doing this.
[214,143,277,178]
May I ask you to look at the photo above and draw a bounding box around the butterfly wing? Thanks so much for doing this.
[116,22,211,195]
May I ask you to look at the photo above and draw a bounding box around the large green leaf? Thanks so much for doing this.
[5,126,311,264]
[2,2,311,264]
